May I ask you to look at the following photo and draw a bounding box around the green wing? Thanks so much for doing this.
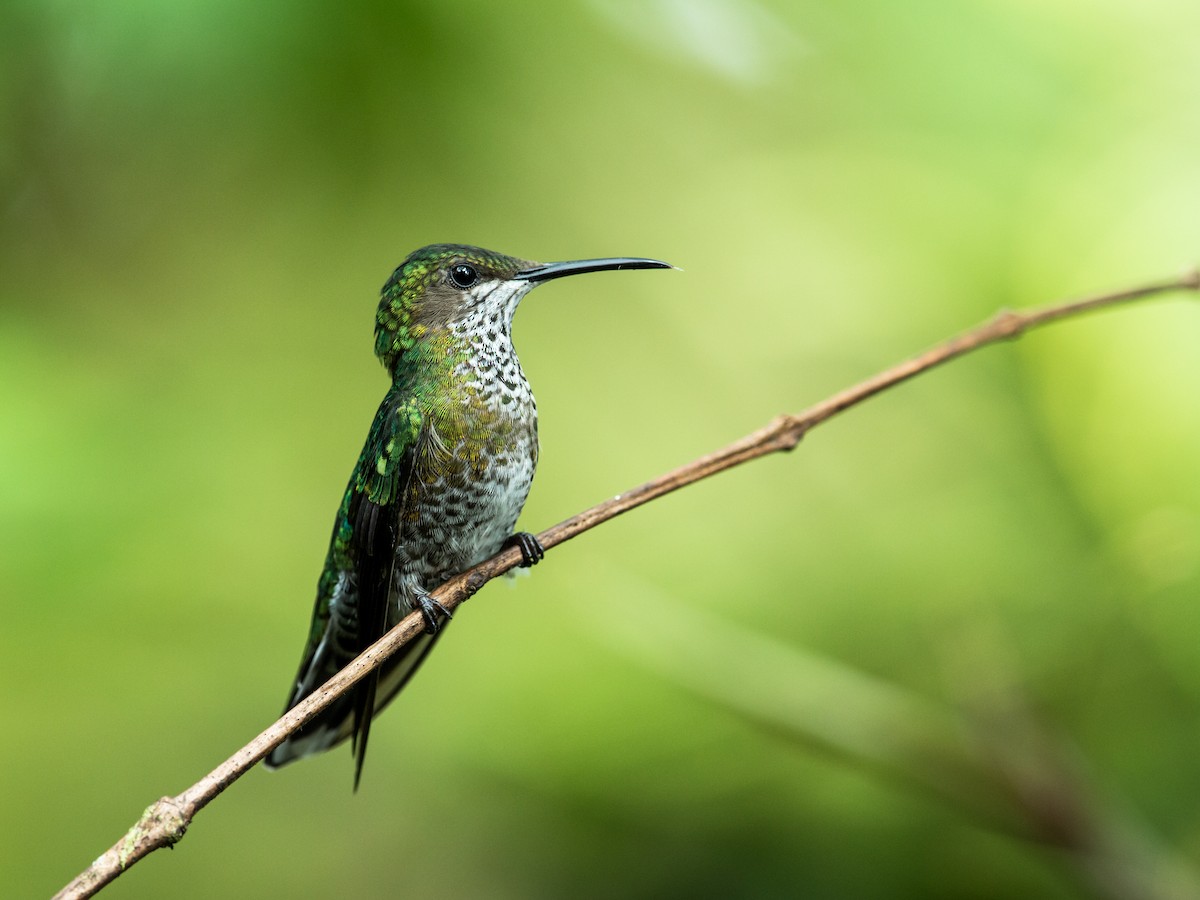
[266,387,426,785]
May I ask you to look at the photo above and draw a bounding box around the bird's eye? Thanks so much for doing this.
[450,264,478,289]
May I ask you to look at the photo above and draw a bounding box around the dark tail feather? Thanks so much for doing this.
[347,495,394,789]
[351,669,379,791]
[265,627,446,774]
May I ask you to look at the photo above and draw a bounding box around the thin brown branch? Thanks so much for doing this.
[53,268,1200,899]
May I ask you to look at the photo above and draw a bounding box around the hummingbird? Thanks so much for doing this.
[265,243,671,786]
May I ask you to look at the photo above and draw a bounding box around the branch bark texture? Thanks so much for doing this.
[54,268,1200,899]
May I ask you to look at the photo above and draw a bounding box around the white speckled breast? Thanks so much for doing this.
[389,287,539,619]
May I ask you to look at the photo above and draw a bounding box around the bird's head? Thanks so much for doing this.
[374,243,671,373]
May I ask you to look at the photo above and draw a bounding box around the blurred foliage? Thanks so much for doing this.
[2,0,1199,897]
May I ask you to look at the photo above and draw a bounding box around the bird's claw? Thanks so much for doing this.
[415,593,452,634]
[505,531,546,567]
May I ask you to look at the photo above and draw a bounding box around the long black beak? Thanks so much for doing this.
[515,257,672,283]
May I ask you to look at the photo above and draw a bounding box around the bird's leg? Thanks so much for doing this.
[503,531,545,567]
[413,589,452,634]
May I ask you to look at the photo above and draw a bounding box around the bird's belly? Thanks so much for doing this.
[399,434,537,588]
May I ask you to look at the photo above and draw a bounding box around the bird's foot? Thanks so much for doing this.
[414,591,452,634]
[504,531,546,567]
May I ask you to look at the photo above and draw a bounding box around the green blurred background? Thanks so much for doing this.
[3,0,1200,897]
